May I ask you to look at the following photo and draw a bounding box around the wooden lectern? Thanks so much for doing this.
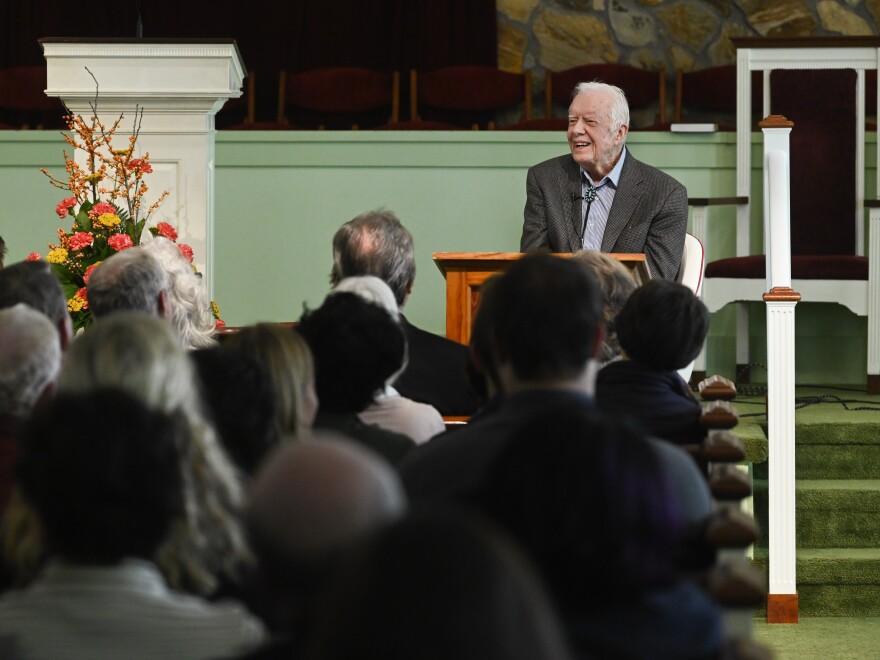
[433,252,649,345]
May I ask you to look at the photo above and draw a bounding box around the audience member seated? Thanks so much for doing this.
[243,434,406,651]
[87,246,170,320]
[399,254,712,526]
[474,409,723,660]
[1,312,251,597]
[0,260,73,350]
[0,389,266,659]
[330,209,479,415]
[333,276,445,444]
[222,324,317,443]
[303,507,573,660]
[297,292,416,465]
[570,250,638,364]
[596,279,710,445]
[192,347,280,476]
[141,237,218,349]
[0,305,61,515]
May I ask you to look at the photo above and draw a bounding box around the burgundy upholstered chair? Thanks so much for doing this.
[697,66,879,391]
[276,67,400,130]
[409,66,531,130]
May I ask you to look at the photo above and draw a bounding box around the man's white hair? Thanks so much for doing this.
[0,304,61,416]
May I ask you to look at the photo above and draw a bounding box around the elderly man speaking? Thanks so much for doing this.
[520,81,687,281]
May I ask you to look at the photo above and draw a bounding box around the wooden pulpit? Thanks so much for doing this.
[433,252,650,345]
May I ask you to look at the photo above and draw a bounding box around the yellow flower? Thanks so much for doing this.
[211,301,220,319]
[67,295,85,312]
[85,173,103,184]
[97,213,121,228]
[47,248,68,264]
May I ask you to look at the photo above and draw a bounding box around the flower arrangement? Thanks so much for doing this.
[32,90,222,331]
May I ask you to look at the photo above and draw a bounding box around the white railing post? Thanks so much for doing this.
[761,115,800,623]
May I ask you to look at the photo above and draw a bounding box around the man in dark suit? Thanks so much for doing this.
[330,209,480,416]
[521,81,687,281]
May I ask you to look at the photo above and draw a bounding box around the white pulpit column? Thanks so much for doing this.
[761,115,800,623]
[41,38,245,298]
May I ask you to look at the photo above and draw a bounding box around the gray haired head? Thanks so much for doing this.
[330,209,416,307]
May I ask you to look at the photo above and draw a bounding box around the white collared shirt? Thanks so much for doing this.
[581,147,627,250]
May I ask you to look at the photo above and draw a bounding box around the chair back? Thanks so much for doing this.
[677,232,705,296]
[771,69,856,257]
[410,66,531,130]
[277,67,400,129]
[675,65,763,129]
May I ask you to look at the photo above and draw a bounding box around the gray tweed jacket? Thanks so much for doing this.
[520,149,688,281]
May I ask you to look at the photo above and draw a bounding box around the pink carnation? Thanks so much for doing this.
[55,197,76,218]
[90,202,116,217]
[127,158,153,174]
[68,232,94,251]
[215,319,226,329]
[156,222,178,241]
[83,263,100,284]
[178,243,194,263]
[25,252,42,261]
[107,233,134,252]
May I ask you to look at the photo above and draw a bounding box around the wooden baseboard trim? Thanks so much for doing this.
[767,593,798,623]
[868,374,880,395]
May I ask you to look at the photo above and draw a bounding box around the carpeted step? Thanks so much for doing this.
[753,480,880,548]
[753,548,880,616]
[795,444,880,480]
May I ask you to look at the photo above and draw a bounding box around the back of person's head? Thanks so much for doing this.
[491,254,603,382]
[192,346,279,475]
[298,292,405,414]
[248,434,406,585]
[616,279,710,371]
[56,311,249,595]
[0,260,70,343]
[330,209,416,307]
[305,507,572,660]
[0,304,61,416]
[59,312,192,413]
[571,251,637,363]
[222,324,317,439]
[87,247,168,319]
[140,237,216,349]
[477,408,682,610]
[17,388,184,564]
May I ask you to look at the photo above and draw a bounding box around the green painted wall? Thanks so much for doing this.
[0,129,873,386]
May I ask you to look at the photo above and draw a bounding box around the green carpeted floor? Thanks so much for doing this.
[753,617,880,658]
[736,386,880,618]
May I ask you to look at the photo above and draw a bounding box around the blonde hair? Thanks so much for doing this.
[223,324,316,440]
[570,251,637,363]
[3,312,252,595]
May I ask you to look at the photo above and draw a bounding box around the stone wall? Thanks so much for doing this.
[499,0,880,117]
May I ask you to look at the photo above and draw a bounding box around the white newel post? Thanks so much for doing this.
[761,115,800,623]
[41,38,246,299]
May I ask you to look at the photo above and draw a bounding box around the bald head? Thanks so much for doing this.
[248,434,406,560]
